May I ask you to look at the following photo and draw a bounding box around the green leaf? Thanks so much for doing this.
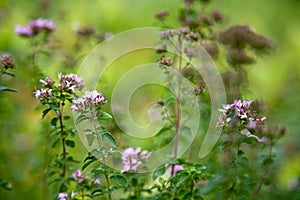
[176,171,189,187]
[75,114,90,124]
[82,156,97,170]
[42,108,51,119]
[66,140,75,148]
[92,189,103,197]
[85,133,95,146]
[4,72,16,77]
[51,138,60,148]
[63,115,71,120]
[0,179,12,191]
[102,131,116,146]
[165,97,176,107]
[98,111,113,120]
[180,126,192,138]
[0,85,17,92]
[50,117,58,126]
[153,167,166,180]
[67,156,80,163]
[49,103,60,111]
[110,174,128,187]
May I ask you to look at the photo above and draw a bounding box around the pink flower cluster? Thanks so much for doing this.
[121,147,151,173]
[167,164,184,176]
[57,191,78,200]
[71,90,107,111]
[34,72,84,101]
[218,99,266,125]
[58,72,84,92]
[15,18,56,37]
[34,88,52,100]
[72,169,88,184]
[218,99,268,142]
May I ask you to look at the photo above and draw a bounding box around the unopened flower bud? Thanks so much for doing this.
[158,57,172,67]
[1,55,15,69]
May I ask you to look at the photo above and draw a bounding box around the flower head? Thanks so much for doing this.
[58,192,68,200]
[34,88,52,100]
[167,164,184,176]
[39,77,55,88]
[58,72,84,92]
[14,25,33,37]
[71,169,88,184]
[71,90,107,112]
[29,18,56,33]
[1,54,15,69]
[15,18,55,37]
[121,147,151,173]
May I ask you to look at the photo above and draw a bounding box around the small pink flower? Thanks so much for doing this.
[71,169,82,179]
[58,192,68,200]
[14,25,33,37]
[167,164,184,176]
[92,178,101,185]
[121,147,151,173]
[71,191,77,198]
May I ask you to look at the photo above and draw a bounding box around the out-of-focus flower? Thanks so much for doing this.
[71,191,78,198]
[29,18,56,33]
[71,169,82,179]
[1,54,15,69]
[71,169,88,184]
[14,25,33,37]
[58,192,68,200]
[155,9,169,20]
[39,77,55,88]
[121,147,151,173]
[167,164,184,176]
[92,178,101,185]
[158,57,172,67]
[71,90,107,111]
[14,18,55,37]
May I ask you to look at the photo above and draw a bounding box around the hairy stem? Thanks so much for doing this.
[92,109,112,200]
[171,35,183,176]
[57,104,66,177]
[250,142,273,199]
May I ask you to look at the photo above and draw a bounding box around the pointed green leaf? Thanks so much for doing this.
[86,133,95,146]
[66,140,75,148]
[76,114,90,124]
[153,166,166,180]
[42,108,51,119]
[176,171,189,187]
[51,117,58,126]
[98,111,113,121]
[110,174,128,187]
[102,131,116,146]
[0,86,17,92]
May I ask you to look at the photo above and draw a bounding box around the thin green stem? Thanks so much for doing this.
[250,142,273,200]
[92,109,112,200]
[57,103,66,177]
[171,35,183,176]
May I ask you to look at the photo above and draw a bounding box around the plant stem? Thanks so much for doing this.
[57,104,66,177]
[250,142,273,200]
[171,35,183,176]
[92,109,112,200]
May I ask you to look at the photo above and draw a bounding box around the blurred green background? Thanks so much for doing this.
[0,0,300,199]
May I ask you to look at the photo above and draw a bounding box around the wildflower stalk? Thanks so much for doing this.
[250,141,274,199]
[171,35,183,176]
[56,104,66,177]
[91,108,112,200]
